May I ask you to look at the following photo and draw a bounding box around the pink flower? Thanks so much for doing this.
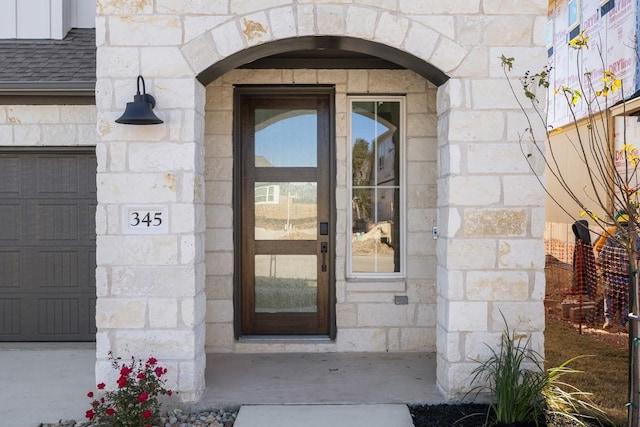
[137,392,149,403]
[142,409,152,419]
[117,376,127,388]
[120,365,133,376]
[137,372,146,379]
[85,410,95,420]
[97,382,105,390]
[154,366,165,377]
[167,390,173,397]
[106,408,115,416]
[87,391,94,398]
[146,357,157,366]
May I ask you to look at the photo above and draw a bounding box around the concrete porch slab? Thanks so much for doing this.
[197,352,444,408]
[233,404,415,427]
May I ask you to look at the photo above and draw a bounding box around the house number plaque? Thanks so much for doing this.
[122,205,168,234]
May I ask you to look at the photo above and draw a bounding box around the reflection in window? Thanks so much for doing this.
[255,182,317,241]
[350,98,403,275]
[255,254,317,313]
[255,109,317,167]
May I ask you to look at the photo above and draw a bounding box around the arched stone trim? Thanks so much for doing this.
[194,36,449,86]
[180,5,467,85]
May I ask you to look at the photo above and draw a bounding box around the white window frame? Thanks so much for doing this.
[568,0,580,30]
[347,96,406,279]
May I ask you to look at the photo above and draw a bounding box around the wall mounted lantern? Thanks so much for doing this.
[115,75,163,125]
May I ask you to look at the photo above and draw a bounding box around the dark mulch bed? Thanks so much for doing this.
[408,404,613,427]
[408,404,489,427]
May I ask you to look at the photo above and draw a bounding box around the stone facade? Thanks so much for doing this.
[89,0,548,402]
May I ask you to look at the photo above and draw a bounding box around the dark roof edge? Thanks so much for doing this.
[0,81,95,96]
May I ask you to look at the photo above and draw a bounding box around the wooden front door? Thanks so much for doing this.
[234,86,335,336]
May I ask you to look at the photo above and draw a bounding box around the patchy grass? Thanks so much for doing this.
[545,318,629,426]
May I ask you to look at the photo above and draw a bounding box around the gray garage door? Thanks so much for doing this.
[0,150,96,341]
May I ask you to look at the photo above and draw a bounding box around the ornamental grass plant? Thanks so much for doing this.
[86,353,174,427]
[467,316,606,427]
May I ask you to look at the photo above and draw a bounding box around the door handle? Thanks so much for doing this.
[321,242,328,272]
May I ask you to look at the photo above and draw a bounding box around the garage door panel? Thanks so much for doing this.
[0,251,20,288]
[0,204,21,240]
[36,157,79,194]
[0,157,20,193]
[37,298,80,335]
[0,151,96,341]
[37,204,79,241]
[0,299,20,335]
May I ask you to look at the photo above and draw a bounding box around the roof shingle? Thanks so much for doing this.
[0,28,96,83]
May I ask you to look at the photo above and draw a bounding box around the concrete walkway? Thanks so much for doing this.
[234,404,415,427]
[0,343,96,426]
[0,345,442,426]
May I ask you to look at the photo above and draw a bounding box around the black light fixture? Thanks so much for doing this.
[115,75,163,125]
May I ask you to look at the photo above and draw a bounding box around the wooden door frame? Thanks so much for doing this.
[232,85,336,339]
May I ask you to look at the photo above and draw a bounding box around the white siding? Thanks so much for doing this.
[0,0,93,39]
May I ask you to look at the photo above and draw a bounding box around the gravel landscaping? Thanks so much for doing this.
[38,407,239,427]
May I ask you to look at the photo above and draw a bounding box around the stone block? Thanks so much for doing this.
[113,329,197,359]
[430,37,468,73]
[464,209,527,237]
[96,0,153,15]
[148,298,178,328]
[336,328,387,351]
[345,6,377,39]
[182,32,220,75]
[483,0,546,14]
[241,12,272,46]
[205,323,234,351]
[97,47,139,78]
[447,301,488,331]
[448,110,504,142]
[407,255,436,279]
[401,327,436,351]
[13,125,39,145]
[96,298,146,328]
[489,17,535,46]
[211,20,245,57]
[97,172,179,203]
[269,7,296,39]
[97,235,179,265]
[316,4,345,35]
[399,0,480,13]
[467,143,531,173]
[466,271,530,301]
[491,302,545,332]
[503,175,546,206]
[111,266,198,297]
[374,12,409,47]
[156,0,227,14]
[416,304,437,326]
[346,281,405,293]
[464,331,502,361]
[404,23,438,61]
[437,267,464,300]
[141,47,193,78]
[7,106,60,124]
[205,252,234,276]
[448,176,501,206]
[206,299,234,323]
[357,303,415,327]
[436,326,461,363]
[498,239,545,269]
[109,15,182,46]
[129,142,196,172]
[206,228,233,251]
[407,208,436,232]
[336,303,357,327]
[445,239,497,270]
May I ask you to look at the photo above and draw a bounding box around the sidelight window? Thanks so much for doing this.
[348,97,405,277]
